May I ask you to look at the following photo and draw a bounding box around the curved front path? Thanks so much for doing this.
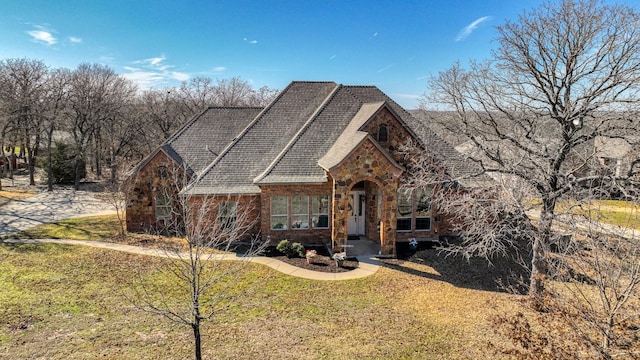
[1,238,380,281]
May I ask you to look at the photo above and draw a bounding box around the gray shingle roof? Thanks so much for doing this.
[175,81,485,195]
[186,81,339,194]
[165,106,263,174]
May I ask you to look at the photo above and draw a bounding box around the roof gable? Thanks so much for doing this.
[185,81,340,194]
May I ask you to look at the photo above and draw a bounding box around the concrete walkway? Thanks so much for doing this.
[0,189,117,236]
[1,238,380,280]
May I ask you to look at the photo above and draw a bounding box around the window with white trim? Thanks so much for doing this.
[415,188,432,230]
[219,201,237,229]
[397,189,412,231]
[155,194,172,220]
[291,195,309,229]
[271,196,288,230]
[311,195,329,228]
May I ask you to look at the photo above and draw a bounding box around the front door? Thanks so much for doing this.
[348,191,366,236]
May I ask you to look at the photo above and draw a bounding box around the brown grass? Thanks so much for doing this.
[0,242,520,359]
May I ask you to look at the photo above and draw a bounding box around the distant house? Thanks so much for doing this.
[125,81,480,256]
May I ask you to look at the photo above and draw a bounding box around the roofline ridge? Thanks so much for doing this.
[165,107,210,145]
[253,83,343,183]
[183,82,301,192]
[205,105,264,110]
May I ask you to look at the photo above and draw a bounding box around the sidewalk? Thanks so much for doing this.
[0,238,380,280]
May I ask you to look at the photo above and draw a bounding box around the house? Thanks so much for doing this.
[126,81,479,256]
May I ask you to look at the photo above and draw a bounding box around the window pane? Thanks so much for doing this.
[292,195,309,215]
[415,188,432,217]
[155,194,171,220]
[271,196,288,230]
[219,201,237,229]
[271,216,288,230]
[312,195,329,228]
[415,188,431,230]
[271,196,287,215]
[291,215,309,229]
[397,189,412,218]
[416,217,431,230]
[378,124,388,142]
[397,218,412,231]
[397,189,412,231]
[292,195,309,229]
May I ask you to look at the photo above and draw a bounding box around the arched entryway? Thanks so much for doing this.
[344,180,382,256]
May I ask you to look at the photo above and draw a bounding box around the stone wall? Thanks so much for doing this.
[328,138,403,255]
[125,151,186,232]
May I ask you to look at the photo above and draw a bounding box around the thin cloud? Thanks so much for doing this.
[69,36,82,44]
[27,27,57,45]
[455,16,492,42]
[377,64,394,73]
[212,66,226,73]
[124,55,191,88]
[171,71,190,82]
[243,37,258,44]
[329,54,336,60]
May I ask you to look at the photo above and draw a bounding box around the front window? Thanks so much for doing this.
[311,195,329,228]
[219,201,237,229]
[271,196,288,230]
[415,188,432,230]
[291,195,309,229]
[155,194,172,220]
[397,189,412,231]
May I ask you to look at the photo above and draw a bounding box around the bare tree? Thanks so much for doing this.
[423,0,640,295]
[0,58,50,186]
[137,88,188,147]
[65,63,135,188]
[42,68,71,191]
[126,161,266,360]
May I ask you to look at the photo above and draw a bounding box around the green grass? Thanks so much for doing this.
[0,241,516,359]
[589,200,640,228]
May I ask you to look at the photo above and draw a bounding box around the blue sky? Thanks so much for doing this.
[1,0,637,108]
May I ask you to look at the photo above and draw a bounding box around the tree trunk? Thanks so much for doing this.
[74,154,82,190]
[192,320,202,360]
[529,235,546,295]
[47,126,54,191]
[110,161,117,183]
[529,200,555,295]
[28,150,35,186]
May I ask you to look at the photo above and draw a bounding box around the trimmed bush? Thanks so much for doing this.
[276,239,305,258]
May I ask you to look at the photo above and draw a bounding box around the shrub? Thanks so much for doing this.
[276,240,305,258]
[291,242,305,258]
[39,142,86,184]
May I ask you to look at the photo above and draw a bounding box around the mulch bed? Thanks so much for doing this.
[262,244,359,273]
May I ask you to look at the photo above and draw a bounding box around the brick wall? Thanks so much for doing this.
[259,183,333,245]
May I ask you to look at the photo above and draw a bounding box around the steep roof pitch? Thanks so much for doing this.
[165,106,263,174]
[186,81,340,194]
[180,81,485,195]
[125,106,261,179]
[317,101,403,172]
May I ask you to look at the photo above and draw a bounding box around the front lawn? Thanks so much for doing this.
[0,242,517,359]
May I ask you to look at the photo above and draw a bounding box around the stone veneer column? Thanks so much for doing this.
[327,139,403,256]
